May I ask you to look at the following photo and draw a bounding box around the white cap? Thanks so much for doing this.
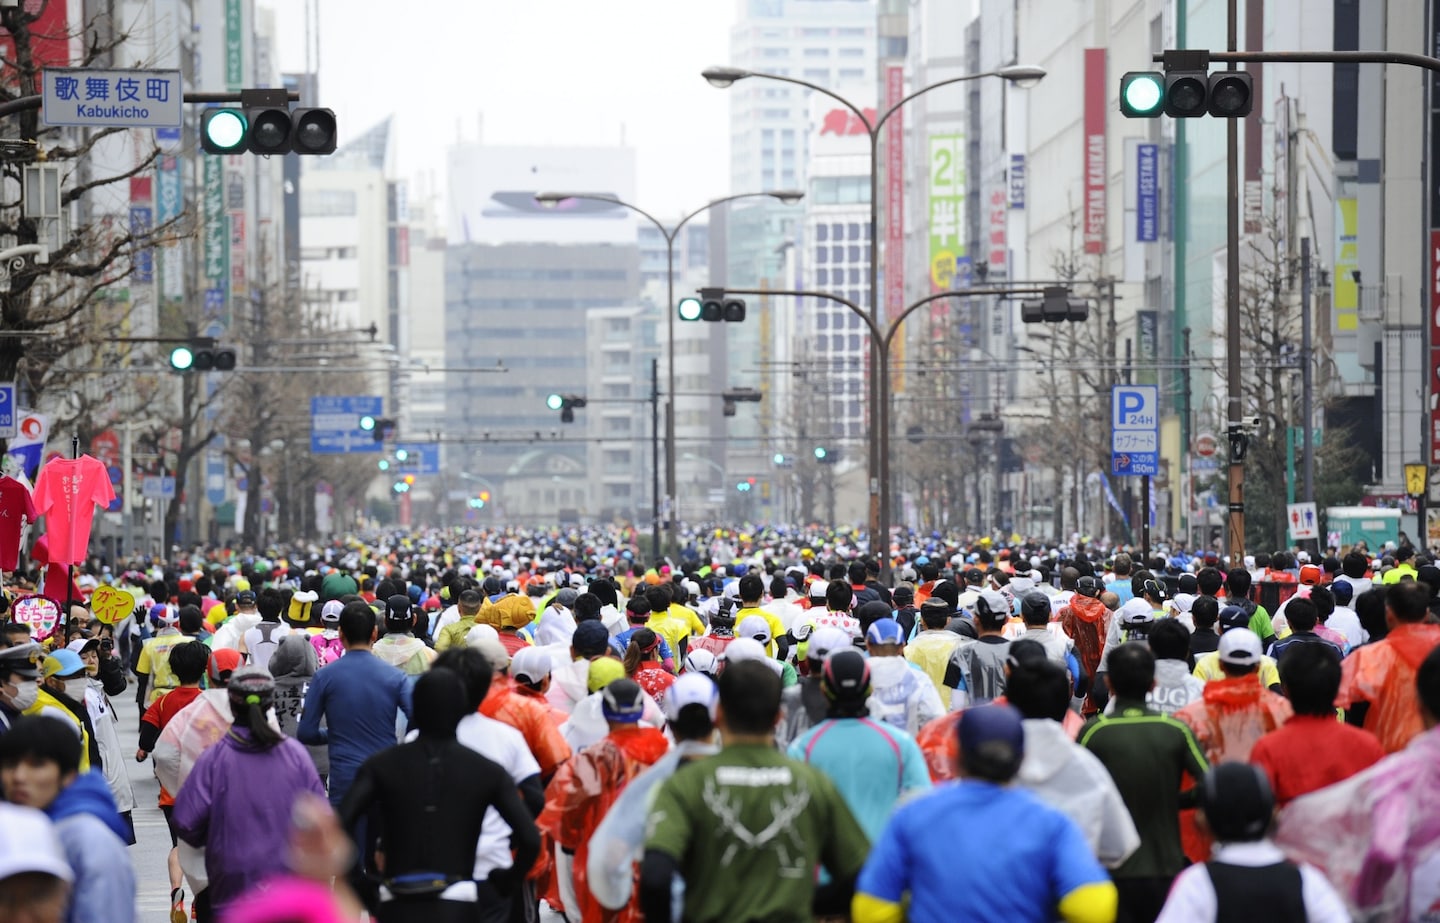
[664,672,719,722]
[682,649,719,677]
[720,638,783,676]
[1119,597,1155,625]
[465,623,500,648]
[510,647,552,684]
[0,803,72,883]
[1218,627,1263,667]
[735,615,772,644]
[807,626,855,662]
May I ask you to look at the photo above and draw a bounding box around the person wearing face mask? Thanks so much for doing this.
[0,640,45,733]
[25,649,100,773]
[67,638,137,844]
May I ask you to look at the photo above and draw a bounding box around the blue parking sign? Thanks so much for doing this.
[0,383,14,439]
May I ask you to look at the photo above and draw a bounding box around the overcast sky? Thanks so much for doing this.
[264,0,737,219]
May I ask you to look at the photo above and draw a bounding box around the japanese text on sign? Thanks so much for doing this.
[42,69,182,128]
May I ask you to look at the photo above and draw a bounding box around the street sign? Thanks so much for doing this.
[1287,502,1319,541]
[0,382,14,439]
[1111,384,1159,476]
[141,475,176,499]
[310,396,383,454]
[42,68,183,129]
[394,443,441,475]
[1193,432,1219,458]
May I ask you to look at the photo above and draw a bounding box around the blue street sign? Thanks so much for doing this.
[310,396,383,454]
[1111,384,1159,476]
[0,382,14,439]
[393,443,441,475]
[206,449,227,505]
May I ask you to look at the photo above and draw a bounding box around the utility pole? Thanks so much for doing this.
[1300,238,1314,507]
[1224,0,1246,565]
[650,357,661,562]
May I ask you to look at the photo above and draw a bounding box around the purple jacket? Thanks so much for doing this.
[172,729,326,910]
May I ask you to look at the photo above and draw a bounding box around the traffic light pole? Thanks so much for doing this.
[720,284,1049,580]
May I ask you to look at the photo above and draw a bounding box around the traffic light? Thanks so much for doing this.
[393,480,409,494]
[814,446,839,464]
[546,394,587,423]
[372,418,396,442]
[1118,64,1252,119]
[678,297,703,322]
[467,497,487,509]
[169,343,236,371]
[199,93,338,155]
[479,490,490,503]
[695,288,747,322]
[359,415,377,432]
[403,474,416,486]
[1118,72,1165,118]
[394,448,410,462]
[736,480,752,492]
[1021,286,1089,324]
[377,459,390,472]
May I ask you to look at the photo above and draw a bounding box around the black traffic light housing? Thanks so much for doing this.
[698,287,746,323]
[201,89,338,155]
[1164,69,1210,117]
[547,394,587,423]
[373,418,397,442]
[169,340,236,372]
[1020,286,1088,324]
[1118,50,1252,121]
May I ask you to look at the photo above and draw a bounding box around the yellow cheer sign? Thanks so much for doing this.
[89,585,133,625]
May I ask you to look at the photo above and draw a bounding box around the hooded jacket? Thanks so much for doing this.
[1017,718,1140,870]
[372,632,436,675]
[47,770,137,923]
[269,635,329,776]
[867,655,944,735]
[172,729,327,912]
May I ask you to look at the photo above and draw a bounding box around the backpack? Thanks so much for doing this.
[249,622,284,670]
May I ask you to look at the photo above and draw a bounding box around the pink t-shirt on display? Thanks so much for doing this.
[33,456,115,566]
[0,476,37,571]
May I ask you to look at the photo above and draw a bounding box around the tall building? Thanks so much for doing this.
[724,0,877,514]
[443,144,639,524]
[585,304,661,528]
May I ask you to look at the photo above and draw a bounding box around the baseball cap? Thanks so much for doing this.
[682,649,719,677]
[571,620,612,657]
[1118,598,1156,626]
[510,648,552,685]
[718,637,782,677]
[209,648,243,685]
[1218,605,1251,632]
[1299,565,1323,586]
[465,623,500,647]
[821,649,871,701]
[1199,762,1275,842]
[151,603,178,624]
[957,703,1026,779]
[808,626,854,662]
[973,589,1010,627]
[41,649,85,679]
[320,599,344,623]
[1076,575,1103,598]
[235,590,257,605]
[865,617,905,646]
[587,657,626,693]
[472,637,512,673]
[1217,627,1263,667]
[67,637,100,655]
[1019,591,1051,622]
[0,642,43,680]
[664,672,719,722]
[735,615,772,645]
[384,594,413,625]
[0,802,72,883]
[600,678,646,723]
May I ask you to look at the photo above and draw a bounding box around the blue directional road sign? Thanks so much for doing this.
[0,382,14,439]
[1111,384,1159,476]
[310,396,383,454]
[394,443,441,475]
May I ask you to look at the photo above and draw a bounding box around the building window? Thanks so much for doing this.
[816,223,829,242]
[848,223,862,240]
[803,68,829,81]
[848,245,860,263]
[300,189,358,217]
[838,68,865,81]
[816,312,829,330]
[604,383,630,398]
[849,268,861,284]
[839,47,865,58]
[832,246,845,263]
[816,268,828,285]
[804,47,829,57]
[816,247,828,263]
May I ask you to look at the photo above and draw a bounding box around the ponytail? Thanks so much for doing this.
[623,627,658,677]
[233,693,283,749]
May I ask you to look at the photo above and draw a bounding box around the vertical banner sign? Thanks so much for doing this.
[1136,310,1159,386]
[128,206,153,282]
[986,184,1007,275]
[225,0,244,91]
[203,155,225,280]
[1136,143,1159,242]
[229,210,247,300]
[1009,153,1026,210]
[1335,198,1359,331]
[884,64,905,321]
[1430,229,1440,464]
[1083,49,1107,255]
[156,154,184,300]
[927,133,965,298]
[884,64,906,396]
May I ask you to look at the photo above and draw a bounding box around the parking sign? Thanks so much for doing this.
[1112,384,1159,476]
[0,383,14,439]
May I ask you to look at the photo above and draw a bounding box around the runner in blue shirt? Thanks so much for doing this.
[853,704,1117,923]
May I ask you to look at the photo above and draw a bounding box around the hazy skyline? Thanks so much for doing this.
[265,0,738,224]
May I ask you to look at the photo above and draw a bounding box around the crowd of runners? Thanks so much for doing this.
[1,528,1438,922]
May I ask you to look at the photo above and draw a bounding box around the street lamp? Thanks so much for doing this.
[534,189,804,561]
[702,62,1045,561]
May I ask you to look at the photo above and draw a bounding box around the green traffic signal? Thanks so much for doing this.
[201,108,248,153]
[169,346,195,370]
[545,393,565,411]
[395,449,409,462]
[359,415,376,431]
[1119,72,1165,118]
[677,297,703,322]
[813,446,828,460]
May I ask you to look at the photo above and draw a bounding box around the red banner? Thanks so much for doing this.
[1430,230,1440,464]
[885,65,905,321]
[1083,48,1107,255]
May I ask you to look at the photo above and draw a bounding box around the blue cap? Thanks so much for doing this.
[601,678,646,723]
[957,704,1025,777]
[41,648,86,679]
[865,617,905,645]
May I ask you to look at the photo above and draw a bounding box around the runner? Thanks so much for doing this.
[1336,579,1440,752]
[863,618,943,734]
